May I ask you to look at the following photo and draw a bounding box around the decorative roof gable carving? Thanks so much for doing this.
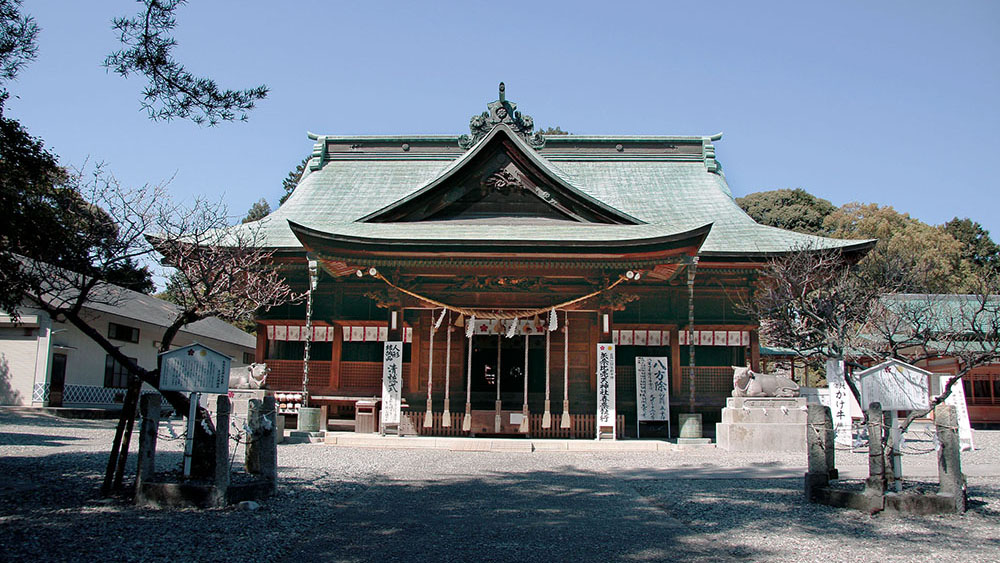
[361,125,641,225]
[458,82,545,149]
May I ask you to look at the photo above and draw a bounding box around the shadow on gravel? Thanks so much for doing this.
[0,410,116,429]
[0,432,85,447]
[2,417,999,563]
[273,470,1000,563]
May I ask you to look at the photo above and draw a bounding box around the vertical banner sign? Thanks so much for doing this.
[938,376,975,451]
[826,359,853,446]
[381,341,403,426]
[596,344,616,436]
[635,356,670,426]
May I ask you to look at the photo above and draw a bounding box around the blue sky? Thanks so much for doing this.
[7,1,1000,235]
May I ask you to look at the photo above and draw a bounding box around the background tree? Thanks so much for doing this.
[13,171,294,480]
[0,0,37,82]
[242,197,271,223]
[538,126,570,135]
[944,217,1000,277]
[104,0,268,125]
[279,157,308,205]
[748,245,1000,490]
[824,202,966,293]
[738,188,996,294]
[736,188,835,235]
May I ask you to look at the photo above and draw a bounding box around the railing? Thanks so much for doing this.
[677,366,734,401]
[400,411,625,439]
[264,360,331,392]
[265,360,411,394]
[966,376,999,405]
[340,361,381,390]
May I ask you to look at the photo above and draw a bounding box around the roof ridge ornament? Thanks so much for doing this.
[458,82,545,150]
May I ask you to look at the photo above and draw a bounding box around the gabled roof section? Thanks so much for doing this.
[360,124,643,225]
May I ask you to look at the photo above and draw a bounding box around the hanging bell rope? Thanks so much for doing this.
[372,271,627,319]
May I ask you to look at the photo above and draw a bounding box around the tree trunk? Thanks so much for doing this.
[62,310,217,477]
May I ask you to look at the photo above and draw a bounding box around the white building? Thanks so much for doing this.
[0,287,256,408]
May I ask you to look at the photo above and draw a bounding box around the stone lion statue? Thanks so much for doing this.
[732,366,799,398]
[229,363,269,390]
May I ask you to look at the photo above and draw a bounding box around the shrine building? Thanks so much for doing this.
[243,84,871,438]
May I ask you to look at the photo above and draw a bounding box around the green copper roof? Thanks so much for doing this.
[242,139,869,257]
[237,87,870,258]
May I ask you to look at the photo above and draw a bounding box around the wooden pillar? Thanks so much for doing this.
[670,328,681,396]
[749,329,761,372]
[255,325,267,363]
[329,325,342,390]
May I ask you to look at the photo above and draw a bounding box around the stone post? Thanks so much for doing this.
[135,394,161,495]
[211,395,231,508]
[261,396,278,492]
[935,404,967,512]
[864,402,886,497]
[246,398,263,474]
[804,404,834,500]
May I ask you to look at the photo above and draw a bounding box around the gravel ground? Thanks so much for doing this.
[1,410,998,562]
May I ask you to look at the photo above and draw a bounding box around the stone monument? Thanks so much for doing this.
[716,367,808,451]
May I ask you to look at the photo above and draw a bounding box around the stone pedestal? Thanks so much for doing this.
[297,407,323,432]
[716,397,808,452]
[677,413,712,445]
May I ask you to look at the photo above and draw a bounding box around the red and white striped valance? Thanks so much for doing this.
[612,329,750,347]
[342,326,412,343]
[266,325,337,342]
[265,324,413,343]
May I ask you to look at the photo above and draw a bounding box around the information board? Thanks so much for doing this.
[857,359,930,411]
[380,341,403,426]
[159,344,230,394]
[596,344,616,432]
[636,356,669,422]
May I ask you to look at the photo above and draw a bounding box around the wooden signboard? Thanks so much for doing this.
[938,376,975,451]
[825,360,854,446]
[381,341,403,427]
[596,343,616,439]
[636,356,669,421]
[857,359,930,411]
[159,343,230,394]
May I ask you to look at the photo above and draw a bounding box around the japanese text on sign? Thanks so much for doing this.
[636,356,670,422]
[381,341,403,425]
[596,344,616,426]
[159,345,230,394]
